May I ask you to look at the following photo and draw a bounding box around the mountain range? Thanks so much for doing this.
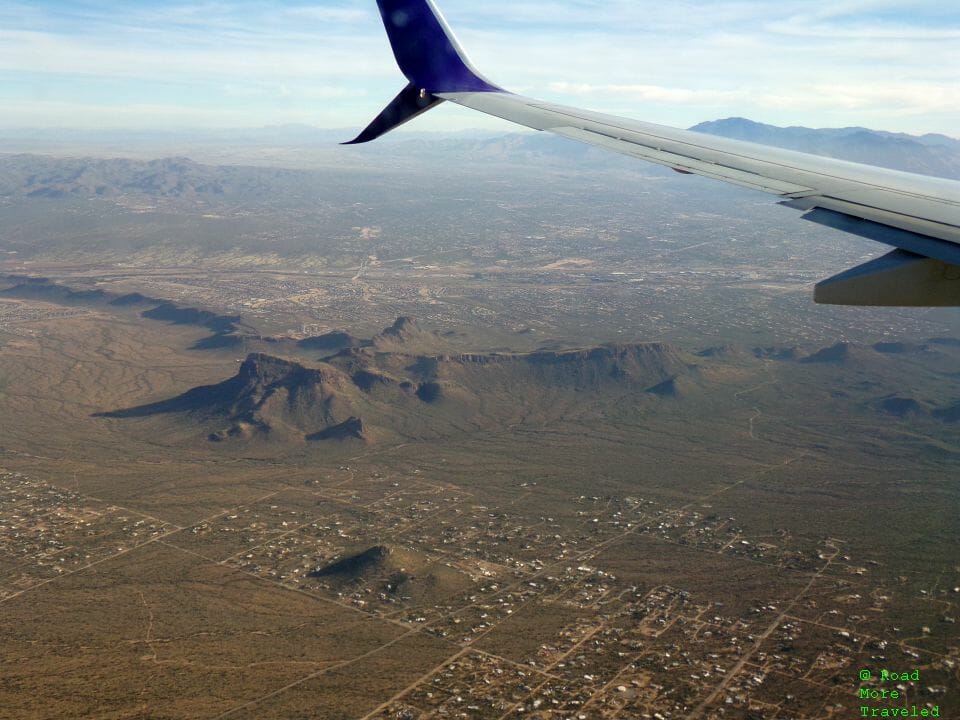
[94,316,960,450]
[691,117,960,179]
[1,118,957,203]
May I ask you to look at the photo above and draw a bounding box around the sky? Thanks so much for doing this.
[1,0,959,136]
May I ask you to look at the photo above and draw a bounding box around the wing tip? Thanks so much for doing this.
[344,83,444,145]
[375,0,501,93]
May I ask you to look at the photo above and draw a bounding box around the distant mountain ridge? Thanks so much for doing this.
[0,154,310,200]
[690,117,960,179]
[1,119,956,204]
[0,276,243,345]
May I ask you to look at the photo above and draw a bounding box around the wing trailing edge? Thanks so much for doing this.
[815,250,960,306]
[350,0,960,307]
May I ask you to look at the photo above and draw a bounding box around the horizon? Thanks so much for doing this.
[2,1,958,137]
[2,117,958,143]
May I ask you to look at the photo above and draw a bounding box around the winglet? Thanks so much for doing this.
[345,0,502,144]
[343,83,443,145]
[375,0,501,93]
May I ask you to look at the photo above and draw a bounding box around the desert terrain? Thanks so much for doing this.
[0,130,958,718]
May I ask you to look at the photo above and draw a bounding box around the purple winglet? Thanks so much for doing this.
[375,0,501,93]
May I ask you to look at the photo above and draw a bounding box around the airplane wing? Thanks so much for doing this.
[347,0,960,307]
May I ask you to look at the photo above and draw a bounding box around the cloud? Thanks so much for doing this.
[549,82,747,105]
[0,29,392,82]
[0,0,957,135]
[761,83,960,115]
[281,6,372,23]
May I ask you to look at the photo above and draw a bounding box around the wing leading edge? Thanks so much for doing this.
[349,0,960,307]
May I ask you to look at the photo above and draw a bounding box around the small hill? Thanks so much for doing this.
[933,402,960,422]
[378,316,419,342]
[872,341,925,355]
[371,316,446,353]
[415,381,444,403]
[646,376,687,398]
[310,545,396,579]
[753,346,800,361]
[297,331,363,352]
[308,544,472,603]
[876,397,927,418]
[306,416,366,442]
[697,345,748,360]
[109,292,161,307]
[800,342,879,365]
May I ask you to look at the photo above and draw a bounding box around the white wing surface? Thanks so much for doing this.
[349,0,960,306]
